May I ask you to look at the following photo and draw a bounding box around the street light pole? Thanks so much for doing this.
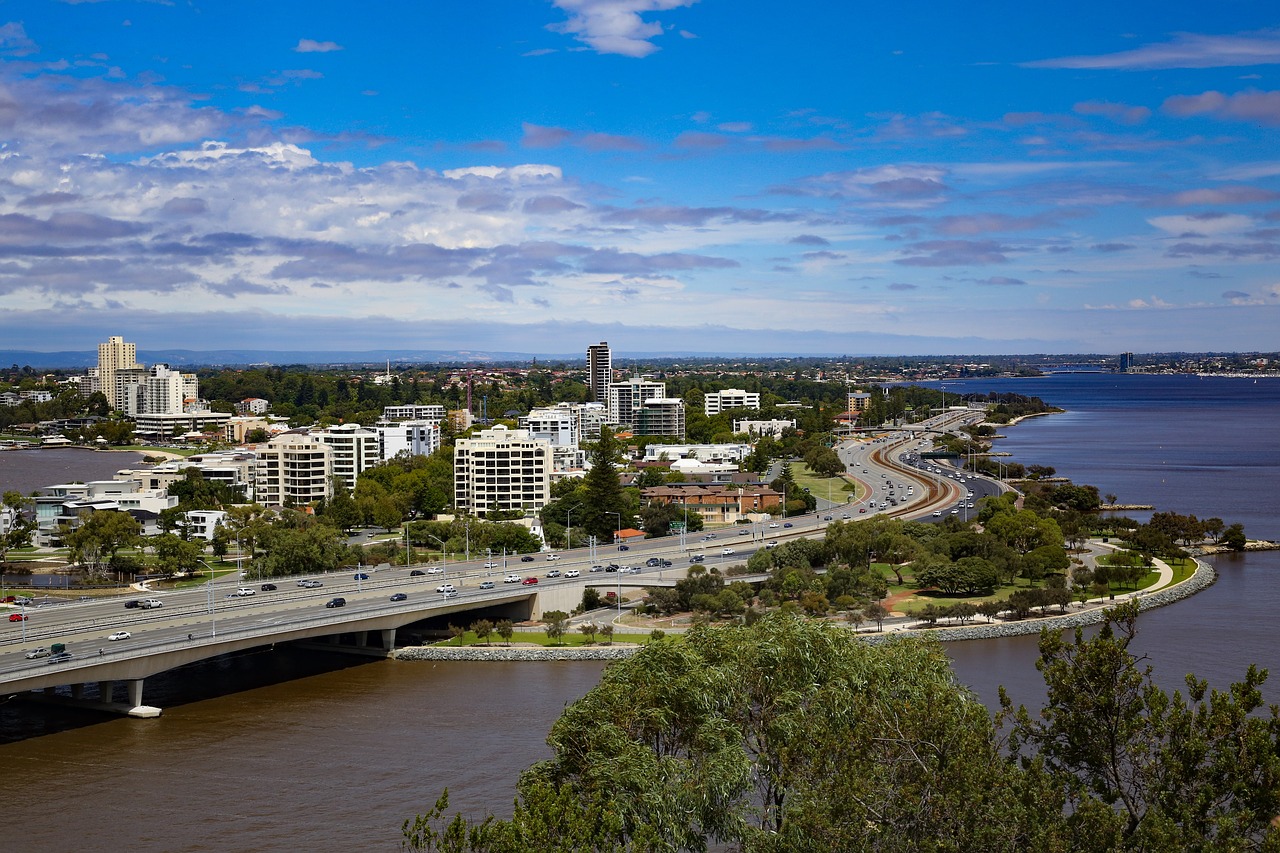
[201,558,216,638]
[425,534,448,581]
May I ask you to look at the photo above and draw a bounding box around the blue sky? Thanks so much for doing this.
[1,1,1277,356]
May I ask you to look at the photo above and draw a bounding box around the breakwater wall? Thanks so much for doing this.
[393,644,641,662]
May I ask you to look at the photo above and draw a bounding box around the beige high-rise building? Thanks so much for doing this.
[97,335,142,412]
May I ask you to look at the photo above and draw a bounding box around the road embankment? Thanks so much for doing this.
[393,644,641,662]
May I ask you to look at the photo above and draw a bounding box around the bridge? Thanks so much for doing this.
[2,419,994,719]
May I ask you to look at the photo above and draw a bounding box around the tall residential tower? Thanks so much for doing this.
[97,335,142,413]
[586,341,611,404]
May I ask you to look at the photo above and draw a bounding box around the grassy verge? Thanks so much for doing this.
[790,461,860,504]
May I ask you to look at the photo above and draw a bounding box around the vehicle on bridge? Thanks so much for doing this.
[504,574,521,583]
[8,613,26,622]
[325,597,346,608]
[233,587,255,597]
[479,581,495,589]
[521,577,538,585]
[138,598,163,609]
[108,631,131,641]
[436,583,456,594]
[24,647,49,659]
[389,593,408,602]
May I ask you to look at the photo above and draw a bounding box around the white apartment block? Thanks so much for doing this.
[522,406,579,447]
[643,443,752,463]
[704,388,761,416]
[255,434,332,506]
[633,397,686,438]
[382,404,446,422]
[453,426,551,514]
[121,451,256,499]
[132,410,232,439]
[311,423,381,490]
[236,398,271,415]
[377,419,442,460]
[607,377,666,429]
[140,364,198,415]
[733,418,797,438]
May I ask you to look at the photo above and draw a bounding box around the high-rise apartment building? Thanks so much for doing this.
[607,376,665,430]
[633,397,686,438]
[704,389,761,416]
[311,423,381,490]
[453,426,551,514]
[97,335,142,412]
[254,435,332,506]
[586,341,612,403]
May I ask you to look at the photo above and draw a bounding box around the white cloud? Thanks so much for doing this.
[295,38,343,53]
[1025,30,1280,70]
[548,0,698,58]
[1147,213,1254,235]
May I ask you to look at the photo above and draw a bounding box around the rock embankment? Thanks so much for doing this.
[860,557,1216,644]
[393,644,641,662]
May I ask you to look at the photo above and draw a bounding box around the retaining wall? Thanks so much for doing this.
[393,644,640,662]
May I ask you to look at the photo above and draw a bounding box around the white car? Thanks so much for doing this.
[766,541,779,549]
[138,598,163,610]
[767,522,780,529]
[721,548,735,556]
[483,562,499,569]
[436,583,457,594]
[565,569,580,578]
[425,566,444,574]
[107,631,131,641]
[504,574,521,584]
[545,553,561,561]
[233,587,255,597]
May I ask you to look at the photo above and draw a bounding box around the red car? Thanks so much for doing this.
[9,613,28,622]
[521,577,539,585]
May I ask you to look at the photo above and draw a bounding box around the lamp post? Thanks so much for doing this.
[424,534,448,581]
[566,504,582,552]
[604,511,622,546]
[200,559,217,638]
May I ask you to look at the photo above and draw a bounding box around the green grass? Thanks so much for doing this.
[120,444,200,457]
[790,462,861,504]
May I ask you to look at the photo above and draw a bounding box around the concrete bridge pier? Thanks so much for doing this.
[125,679,161,718]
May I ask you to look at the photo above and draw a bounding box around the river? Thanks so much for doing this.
[1,374,1278,851]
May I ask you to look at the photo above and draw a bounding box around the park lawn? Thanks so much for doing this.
[790,462,860,505]
[121,444,200,457]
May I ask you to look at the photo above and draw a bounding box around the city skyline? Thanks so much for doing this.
[1,2,1277,355]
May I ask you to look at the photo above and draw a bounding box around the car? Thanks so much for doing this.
[689,555,705,563]
[768,522,781,529]
[618,566,635,574]
[766,541,779,549]
[261,583,278,591]
[0,595,13,603]
[9,612,27,622]
[646,557,661,567]
[298,579,323,588]
[545,554,561,561]
[389,593,408,602]
[822,516,833,521]
[841,513,852,519]
[660,559,672,567]
[604,565,618,572]
[589,565,604,572]
[325,597,346,608]
[951,509,960,514]
[783,522,793,528]
[478,581,495,589]
[47,652,73,664]
[701,534,715,540]
[483,562,499,569]
[504,574,521,583]
[721,548,736,556]
[932,510,942,517]
[546,569,561,578]
[520,555,535,562]
[354,573,369,581]
[521,577,538,585]
[618,545,629,551]
[859,508,867,513]
[24,647,49,659]
[409,569,426,577]
[107,631,131,641]
[233,587,255,597]
[138,598,163,610]
[123,599,140,609]
[436,583,457,593]
[442,590,458,599]
[565,569,580,578]
[739,528,750,535]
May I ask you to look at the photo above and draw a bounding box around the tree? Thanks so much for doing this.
[448,624,465,645]
[600,624,614,644]
[1004,601,1280,848]
[1222,522,1247,551]
[864,601,889,631]
[579,587,603,612]
[472,619,494,646]
[406,614,1056,851]
[0,491,36,565]
[578,622,598,644]
[543,610,570,645]
[63,509,142,575]
[495,619,514,646]
[580,426,629,541]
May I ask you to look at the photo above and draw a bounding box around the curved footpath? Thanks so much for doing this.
[392,556,1216,660]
